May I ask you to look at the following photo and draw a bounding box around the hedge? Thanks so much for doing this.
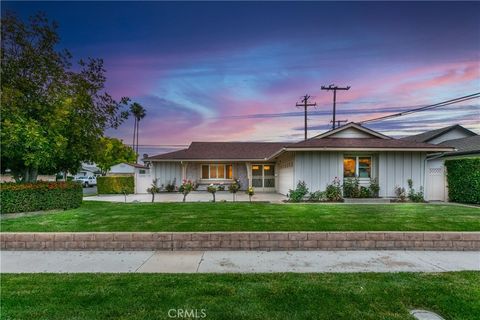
[97,176,134,194]
[0,181,82,214]
[445,157,480,204]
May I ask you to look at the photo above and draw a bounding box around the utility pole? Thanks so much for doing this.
[331,119,348,128]
[296,94,317,140]
[321,84,350,129]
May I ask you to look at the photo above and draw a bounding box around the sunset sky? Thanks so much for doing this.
[4,1,480,156]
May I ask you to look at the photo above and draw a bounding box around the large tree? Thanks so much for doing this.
[1,12,130,181]
[129,102,146,162]
[94,137,137,175]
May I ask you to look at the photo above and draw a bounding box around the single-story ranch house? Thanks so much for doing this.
[142,123,454,198]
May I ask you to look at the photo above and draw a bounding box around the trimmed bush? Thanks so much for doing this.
[445,158,480,204]
[1,181,82,214]
[97,176,134,194]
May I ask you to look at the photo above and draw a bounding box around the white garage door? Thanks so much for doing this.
[427,166,446,201]
[278,160,294,195]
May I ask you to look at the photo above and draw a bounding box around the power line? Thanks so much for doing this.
[295,94,316,140]
[321,84,351,129]
[360,93,480,124]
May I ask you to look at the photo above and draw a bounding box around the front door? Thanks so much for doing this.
[252,164,275,192]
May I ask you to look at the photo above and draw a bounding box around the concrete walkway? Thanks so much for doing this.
[84,191,287,203]
[2,251,479,273]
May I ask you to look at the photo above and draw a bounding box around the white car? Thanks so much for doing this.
[75,176,97,187]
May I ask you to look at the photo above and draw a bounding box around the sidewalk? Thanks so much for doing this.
[2,250,479,273]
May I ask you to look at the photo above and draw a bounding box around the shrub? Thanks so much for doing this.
[445,158,480,204]
[228,179,241,202]
[369,178,380,197]
[394,186,407,202]
[165,178,176,192]
[308,190,326,202]
[359,186,372,198]
[246,186,255,202]
[207,184,217,202]
[0,181,82,214]
[180,179,195,202]
[147,179,161,203]
[407,179,424,202]
[97,176,134,194]
[325,177,343,202]
[288,181,309,202]
[343,178,360,198]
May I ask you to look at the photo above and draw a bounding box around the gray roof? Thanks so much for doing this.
[401,124,476,143]
[438,135,480,156]
[145,142,288,160]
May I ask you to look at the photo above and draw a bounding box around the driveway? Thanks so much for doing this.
[83,191,287,203]
[2,250,479,273]
[82,186,97,196]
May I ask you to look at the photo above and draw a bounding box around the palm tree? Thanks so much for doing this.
[129,102,146,163]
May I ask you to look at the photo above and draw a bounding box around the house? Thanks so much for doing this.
[143,122,453,198]
[108,162,150,176]
[73,163,101,179]
[108,162,151,194]
[401,124,479,201]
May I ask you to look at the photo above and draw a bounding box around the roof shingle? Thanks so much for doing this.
[401,124,476,142]
[145,142,288,160]
[288,138,454,149]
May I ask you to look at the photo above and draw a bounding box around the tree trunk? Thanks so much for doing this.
[132,118,137,155]
[21,167,38,182]
[136,118,140,163]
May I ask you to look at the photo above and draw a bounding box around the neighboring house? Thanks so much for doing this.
[108,162,151,194]
[74,163,101,179]
[108,162,150,176]
[401,125,479,201]
[143,122,452,197]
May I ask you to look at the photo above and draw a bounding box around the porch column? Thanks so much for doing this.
[245,162,252,188]
[181,162,187,181]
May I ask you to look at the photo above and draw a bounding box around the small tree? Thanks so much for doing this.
[228,179,241,202]
[207,184,217,202]
[246,186,255,202]
[147,179,160,203]
[180,179,195,202]
[121,187,130,203]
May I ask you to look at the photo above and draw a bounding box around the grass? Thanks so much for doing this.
[1,201,479,232]
[1,272,479,319]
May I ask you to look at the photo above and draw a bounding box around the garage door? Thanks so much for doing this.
[278,160,294,195]
[427,166,446,201]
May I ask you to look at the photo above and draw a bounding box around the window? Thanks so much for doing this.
[201,164,233,179]
[139,169,146,174]
[358,157,371,178]
[343,157,356,178]
[343,156,372,178]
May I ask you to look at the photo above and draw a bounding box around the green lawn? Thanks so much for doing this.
[2,272,479,320]
[1,201,479,232]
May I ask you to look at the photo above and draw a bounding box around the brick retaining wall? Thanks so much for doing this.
[1,232,479,251]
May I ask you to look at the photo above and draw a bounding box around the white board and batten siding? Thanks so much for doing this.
[277,152,295,195]
[377,152,427,198]
[153,162,182,188]
[294,151,343,192]
[323,127,376,139]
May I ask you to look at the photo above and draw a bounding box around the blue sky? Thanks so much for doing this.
[3,1,479,155]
